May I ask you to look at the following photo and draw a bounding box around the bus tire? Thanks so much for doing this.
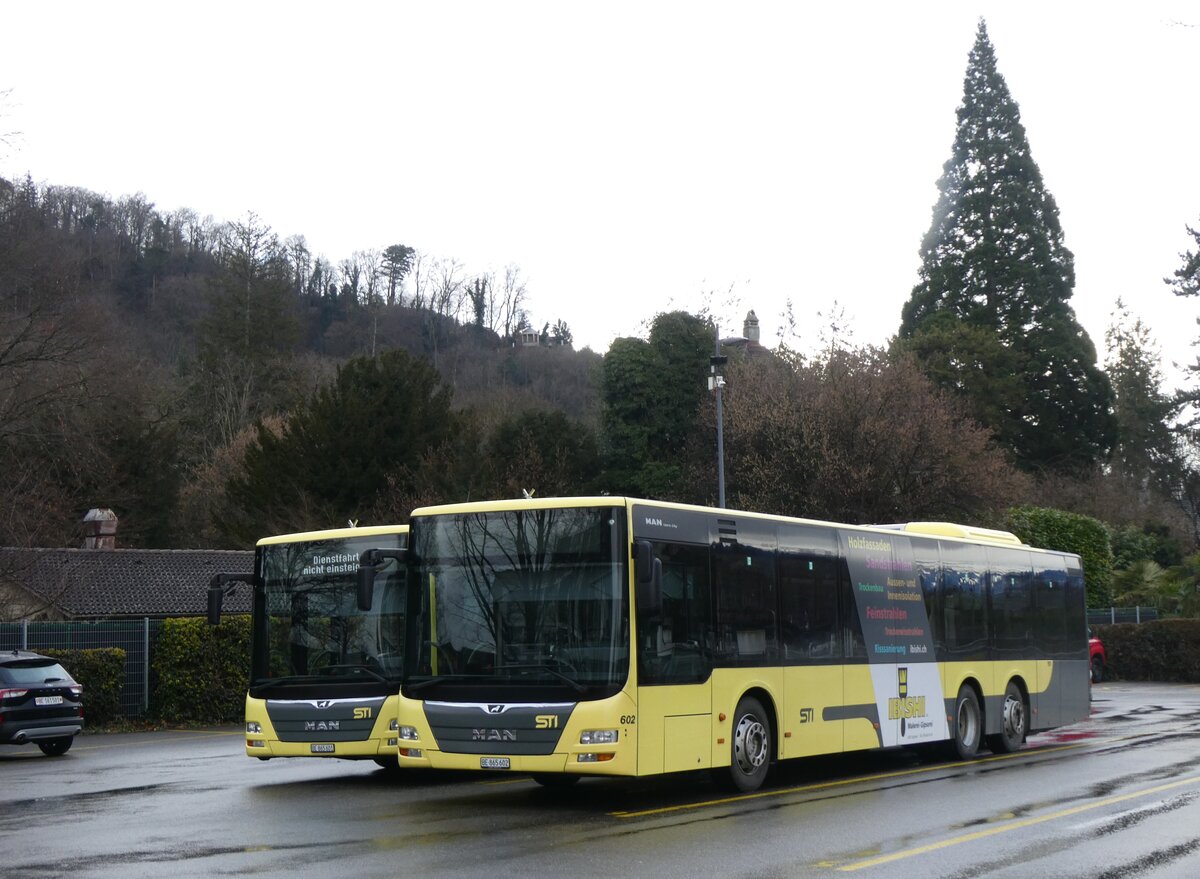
[374,757,402,774]
[986,681,1027,754]
[532,773,580,788]
[950,685,981,760]
[722,695,772,793]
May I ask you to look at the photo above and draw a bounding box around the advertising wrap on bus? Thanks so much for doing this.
[841,532,947,747]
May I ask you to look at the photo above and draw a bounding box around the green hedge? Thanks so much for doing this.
[1094,619,1200,683]
[42,647,126,726]
[1006,505,1113,607]
[152,615,251,723]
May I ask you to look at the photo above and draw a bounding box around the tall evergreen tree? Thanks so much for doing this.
[1167,217,1200,397]
[897,19,1115,473]
[1104,299,1176,494]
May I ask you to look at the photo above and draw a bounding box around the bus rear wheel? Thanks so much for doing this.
[950,685,981,760]
[986,681,1027,754]
[719,695,771,792]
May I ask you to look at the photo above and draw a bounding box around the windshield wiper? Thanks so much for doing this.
[495,663,586,693]
[251,675,322,694]
[407,674,486,694]
[323,664,390,685]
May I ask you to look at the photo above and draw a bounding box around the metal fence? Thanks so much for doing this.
[0,618,164,717]
[1087,606,1161,626]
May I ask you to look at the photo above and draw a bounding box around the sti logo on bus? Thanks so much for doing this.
[887,666,926,731]
[353,707,372,720]
[535,715,559,729]
[472,728,517,742]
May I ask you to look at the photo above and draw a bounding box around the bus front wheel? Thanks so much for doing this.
[951,685,982,760]
[720,695,771,793]
[986,681,1027,754]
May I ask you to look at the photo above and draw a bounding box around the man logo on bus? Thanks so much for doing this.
[887,666,925,735]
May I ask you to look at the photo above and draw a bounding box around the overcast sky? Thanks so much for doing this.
[3,2,1198,387]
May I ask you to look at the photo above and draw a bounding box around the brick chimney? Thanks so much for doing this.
[81,508,118,549]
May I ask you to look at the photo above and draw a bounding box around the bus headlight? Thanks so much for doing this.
[580,729,617,745]
[246,722,262,734]
[398,725,419,740]
[389,719,399,731]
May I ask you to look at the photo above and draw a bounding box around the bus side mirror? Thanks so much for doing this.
[357,547,407,611]
[357,549,382,612]
[633,541,662,616]
[207,573,253,625]
[207,581,224,626]
[634,540,653,584]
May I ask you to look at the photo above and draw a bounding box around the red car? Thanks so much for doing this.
[1089,630,1106,683]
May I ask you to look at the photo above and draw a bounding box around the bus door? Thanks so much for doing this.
[636,541,712,775]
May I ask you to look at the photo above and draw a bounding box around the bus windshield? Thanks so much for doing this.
[252,533,407,692]
[407,506,629,699]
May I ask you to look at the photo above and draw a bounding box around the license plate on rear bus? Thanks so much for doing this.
[310,744,335,753]
[480,757,510,769]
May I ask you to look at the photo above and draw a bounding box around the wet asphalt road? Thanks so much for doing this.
[2,682,1199,879]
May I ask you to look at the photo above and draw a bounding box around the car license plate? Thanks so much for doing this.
[35,695,63,706]
[480,757,511,769]
[310,743,335,753]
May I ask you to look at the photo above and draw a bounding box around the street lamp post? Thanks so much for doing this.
[708,324,728,508]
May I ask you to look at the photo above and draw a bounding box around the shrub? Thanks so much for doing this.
[152,615,251,723]
[1006,505,1113,606]
[1094,619,1200,683]
[42,647,126,726]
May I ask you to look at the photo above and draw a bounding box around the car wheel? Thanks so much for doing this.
[951,685,982,760]
[1091,656,1104,684]
[986,681,1027,754]
[38,736,73,757]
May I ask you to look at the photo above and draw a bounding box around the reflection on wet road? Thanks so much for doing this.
[2,683,1199,878]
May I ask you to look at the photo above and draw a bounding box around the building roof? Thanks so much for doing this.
[0,547,255,618]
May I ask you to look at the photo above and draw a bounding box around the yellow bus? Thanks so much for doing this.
[384,497,1089,791]
[209,524,408,768]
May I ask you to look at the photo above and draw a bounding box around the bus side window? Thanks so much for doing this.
[989,547,1033,658]
[1034,555,1071,657]
[712,541,777,665]
[638,542,711,685]
[778,553,839,661]
[838,556,867,660]
[911,538,943,659]
[940,541,987,660]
